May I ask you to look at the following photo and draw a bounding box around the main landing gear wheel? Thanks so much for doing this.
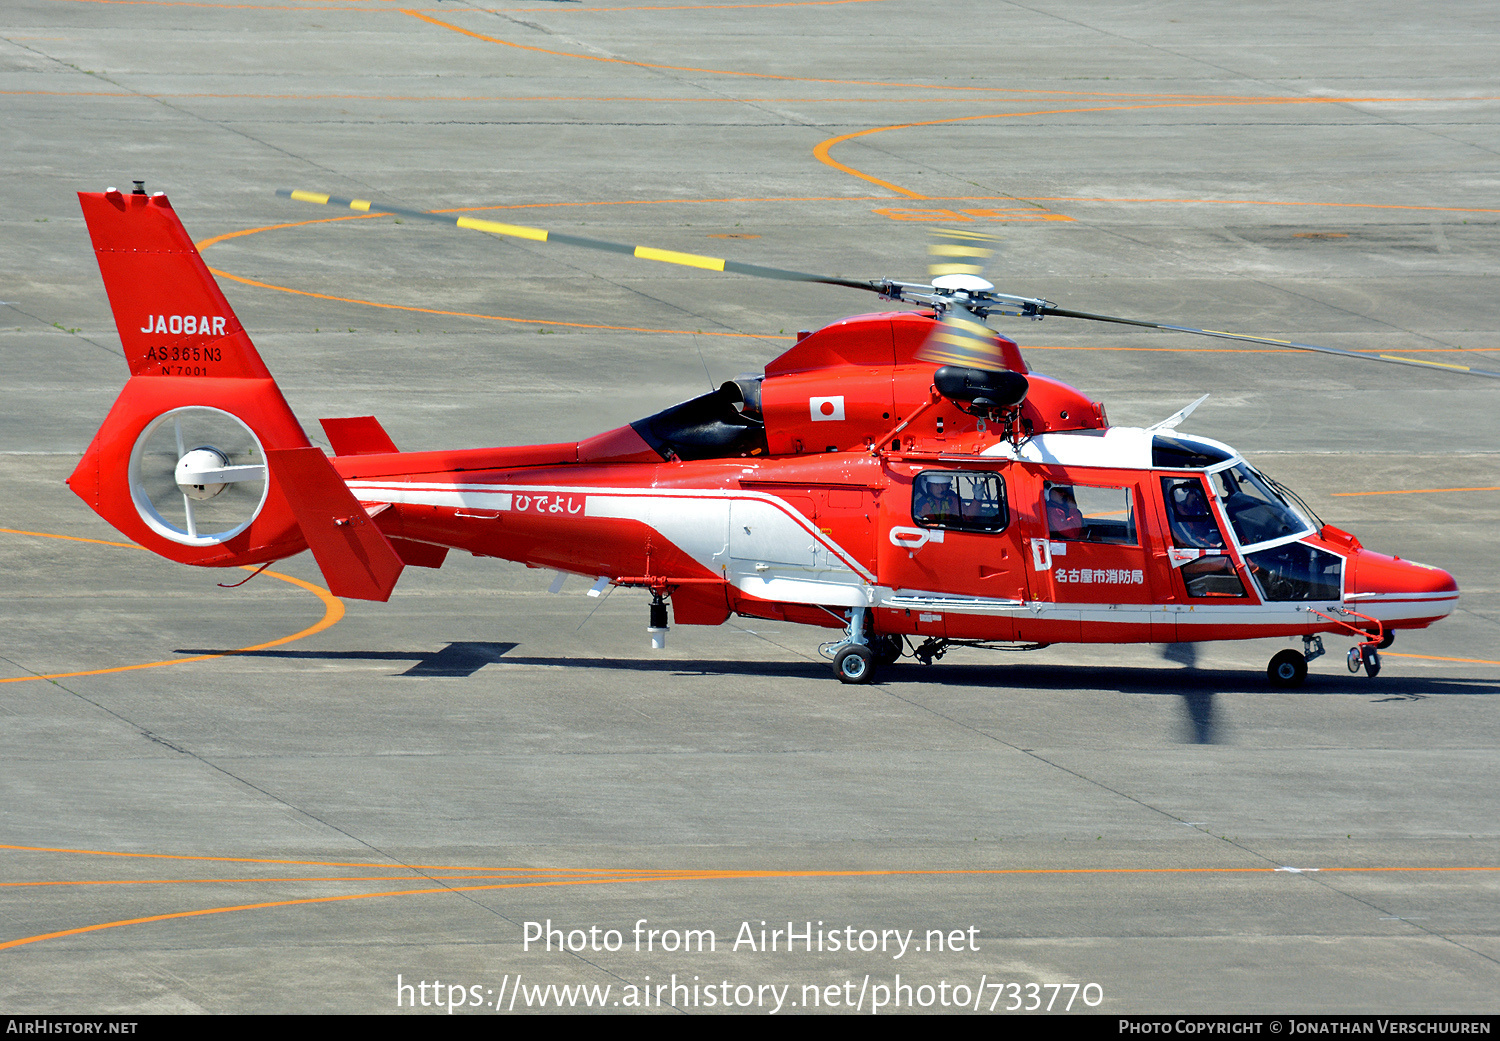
[834,644,875,684]
[873,634,903,667]
[1267,649,1308,688]
[1377,630,1396,650]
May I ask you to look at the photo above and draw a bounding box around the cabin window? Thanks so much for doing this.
[1044,483,1138,546]
[912,471,1007,532]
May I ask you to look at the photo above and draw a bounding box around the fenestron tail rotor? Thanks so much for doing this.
[278,189,1500,381]
[129,407,268,547]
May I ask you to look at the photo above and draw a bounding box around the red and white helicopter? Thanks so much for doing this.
[70,184,1487,685]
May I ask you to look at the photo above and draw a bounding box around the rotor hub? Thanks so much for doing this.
[175,446,232,500]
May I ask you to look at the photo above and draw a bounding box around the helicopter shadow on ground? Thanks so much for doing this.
[175,642,829,680]
[920,659,1499,744]
[176,642,521,677]
[180,643,1499,748]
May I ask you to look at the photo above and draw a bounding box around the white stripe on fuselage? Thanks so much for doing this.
[346,480,877,600]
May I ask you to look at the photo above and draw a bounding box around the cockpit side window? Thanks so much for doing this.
[1160,477,1246,596]
[1045,483,1138,545]
[1160,477,1226,550]
[913,471,1007,532]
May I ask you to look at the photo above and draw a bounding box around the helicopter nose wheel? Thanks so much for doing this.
[1346,644,1382,677]
[1267,649,1308,688]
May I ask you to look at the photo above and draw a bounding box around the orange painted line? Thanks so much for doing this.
[1020,195,1500,216]
[0,843,684,872]
[813,101,1318,197]
[1332,486,1500,497]
[0,874,717,952]
[0,527,140,550]
[6,863,1497,952]
[3,91,1111,104]
[814,128,927,198]
[812,98,1500,199]
[0,531,343,684]
[399,9,1266,100]
[1384,652,1500,666]
[9,841,1499,877]
[0,872,654,888]
[400,14,1480,107]
[193,213,372,250]
[196,214,788,338]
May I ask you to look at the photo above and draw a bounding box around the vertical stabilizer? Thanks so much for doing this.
[79,188,271,379]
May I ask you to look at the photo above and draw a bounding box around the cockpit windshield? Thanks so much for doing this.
[1208,463,1313,548]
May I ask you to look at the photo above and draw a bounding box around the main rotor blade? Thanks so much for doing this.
[1040,305,1500,380]
[278,189,881,293]
[279,189,1498,380]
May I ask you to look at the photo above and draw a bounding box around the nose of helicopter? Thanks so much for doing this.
[1348,549,1459,629]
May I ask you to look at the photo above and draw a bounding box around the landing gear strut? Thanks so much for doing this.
[825,605,877,684]
[1305,606,1387,680]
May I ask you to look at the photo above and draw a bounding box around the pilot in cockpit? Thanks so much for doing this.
[1166,480,1226,549]
[914,474,962,526]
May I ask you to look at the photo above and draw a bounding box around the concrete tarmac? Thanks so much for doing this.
[2,0,1498,1015]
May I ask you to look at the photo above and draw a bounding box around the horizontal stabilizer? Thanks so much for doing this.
[320,415,399,456]
[268,447,405,601]
[389,538,448,569]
